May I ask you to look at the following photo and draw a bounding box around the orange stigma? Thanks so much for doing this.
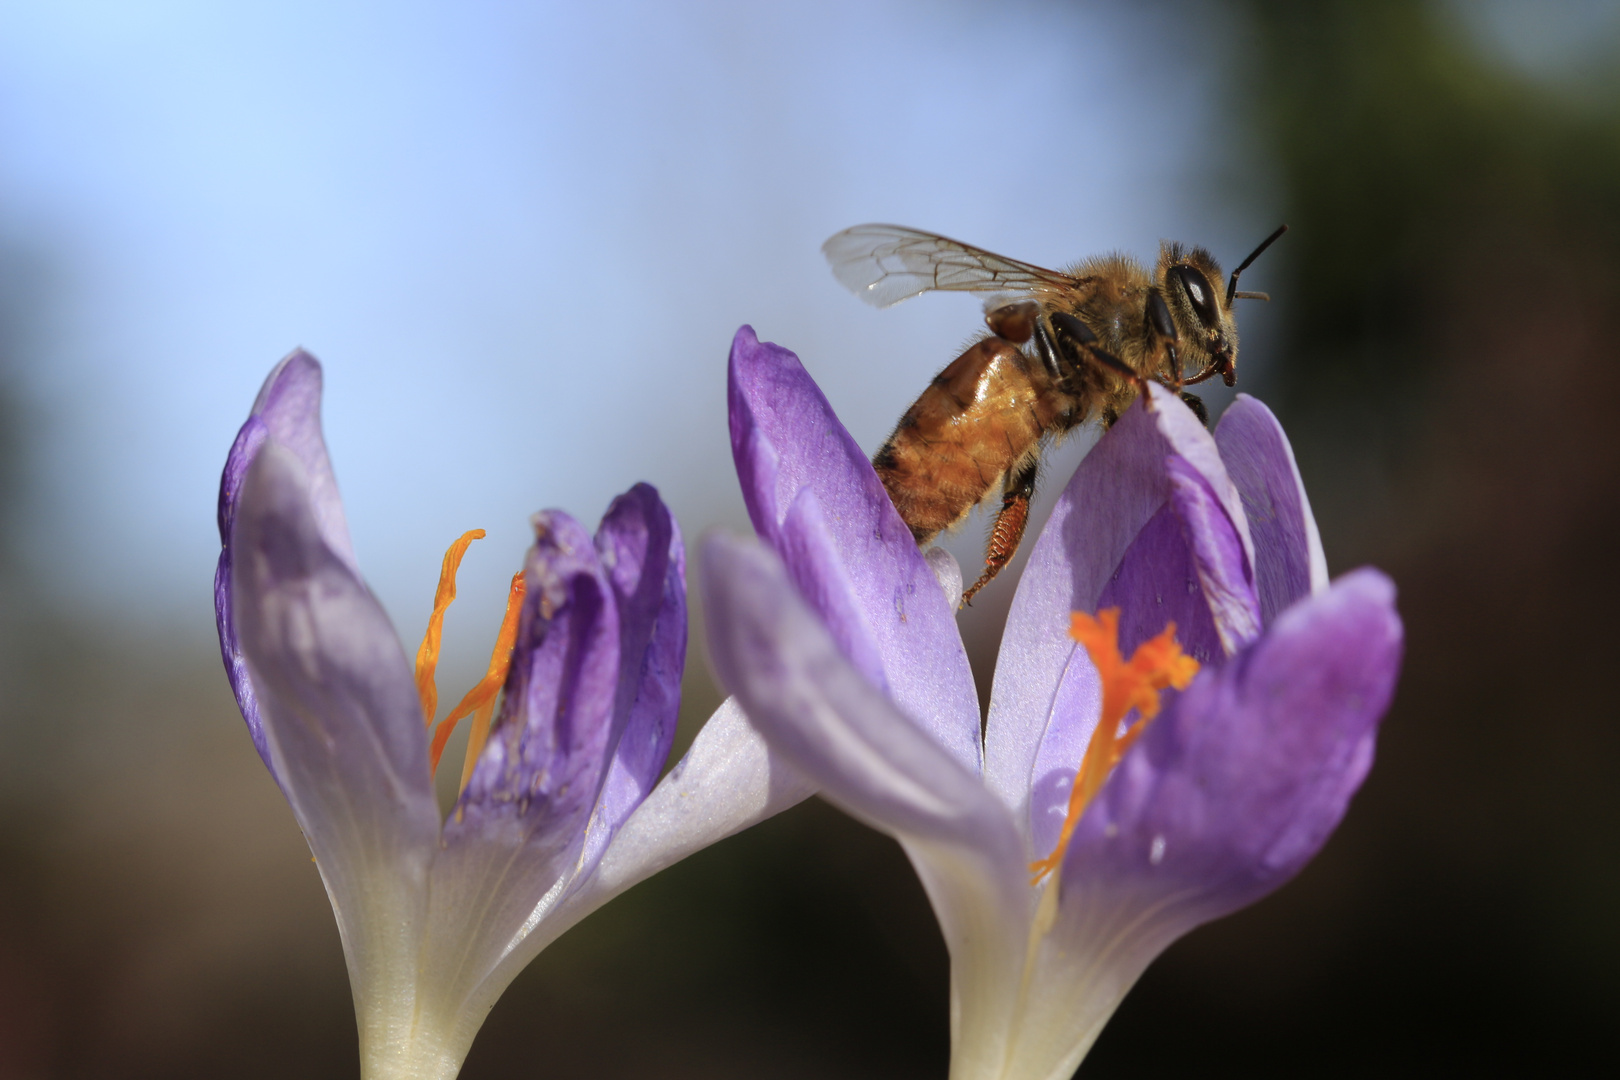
[414,532,529,788]
[414,529,486,726]
[430,569,526,781]
[1029,608,1200,885]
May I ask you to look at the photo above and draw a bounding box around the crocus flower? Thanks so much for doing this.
[702,328,1403,1080]
[216,350,793,1078]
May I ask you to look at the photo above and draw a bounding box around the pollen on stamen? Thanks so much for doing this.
[1028,607,1199,886]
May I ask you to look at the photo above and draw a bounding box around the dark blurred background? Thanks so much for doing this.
[1,1,1617,1077]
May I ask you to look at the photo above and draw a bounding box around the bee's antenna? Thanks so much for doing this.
[1226,224,1288,306]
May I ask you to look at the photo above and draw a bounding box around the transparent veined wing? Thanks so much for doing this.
[822,224,1077,308]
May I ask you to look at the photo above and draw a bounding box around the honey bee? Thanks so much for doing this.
[823,222,1286,606]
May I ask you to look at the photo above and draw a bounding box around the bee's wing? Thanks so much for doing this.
[822,224,1077,308]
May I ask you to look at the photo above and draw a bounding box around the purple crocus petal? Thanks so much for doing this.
[1027,649,1102,860]
[775,488,888,691]
[559,696,819,936]
[1024,451,1262,847]
[702,531,1031,1078]
[1026,474,1250,853]
[425,511,623,1010]
[703,532,1008,845]
[215,350,356,778]
[1068,567,1402,902]
[925,546,963,605]
[1000,569,1402,1080]
[1165,454,1262,655]
[729,365,887,693]
[1215,394,1329,620]
[445,511,619,870]
[986,384,1253,835]
[229,442,439,1020]
[1031,450,1259,842]
[728,326,980,772]
[243,350,356,566]
[577,485,688,874]
[1095,501,1225,666]
[216,415,271,772]
[1065,567,1400,951]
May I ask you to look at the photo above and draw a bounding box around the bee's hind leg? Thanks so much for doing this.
[962,461,1038,609]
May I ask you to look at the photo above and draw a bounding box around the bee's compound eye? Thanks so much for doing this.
[1171,266,1218,327]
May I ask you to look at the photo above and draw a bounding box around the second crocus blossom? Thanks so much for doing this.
[702,330,1403,1080]
[219,351,759,1079]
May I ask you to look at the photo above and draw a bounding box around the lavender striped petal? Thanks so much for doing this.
[1060,567,1402,927]
[1095,502,1226,665]
[775,488,888,692]
[703,532,1013,849]
[1027,464,1255,854]
[563,696,818,934]
[449,511,620,866]
[987,385,1251,832]
[1027,645,1102,860]
[701,530,1030,1077]
[1214,394,1329,620]
[728,327,980,772]
[997,569,1402,1080]
[425,512,626,1006]
[579,485,687,873]
[243,350,356,567]
[215,350,354,779]
[230,442,439,981]
[1164,453,1262,655]
[216,414,271,772]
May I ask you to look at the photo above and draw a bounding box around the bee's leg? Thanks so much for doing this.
[962,460,1038,609]
[1046,306,1205,426]
[1144,289,1180,383]
[1031,315,1064,381]
[1050,312,1155,409]
[1144,293,1207,424]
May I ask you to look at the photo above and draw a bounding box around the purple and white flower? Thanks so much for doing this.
[703,328,1403,1080]
[217,351,779,1079]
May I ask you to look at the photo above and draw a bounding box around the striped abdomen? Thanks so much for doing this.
[872,335,1072,543]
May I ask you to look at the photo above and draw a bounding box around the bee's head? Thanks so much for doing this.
[1156,243,1238,384]
[1154,226,1285,387]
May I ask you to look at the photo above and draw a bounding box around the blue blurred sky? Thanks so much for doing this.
[0,0,1282,681]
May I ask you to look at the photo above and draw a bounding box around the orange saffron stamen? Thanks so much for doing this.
[429,569,527,781]
[414,529,487,727]
[1029,608,1200,885]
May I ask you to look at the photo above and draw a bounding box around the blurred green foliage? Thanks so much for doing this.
[1253,0,1620,405]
